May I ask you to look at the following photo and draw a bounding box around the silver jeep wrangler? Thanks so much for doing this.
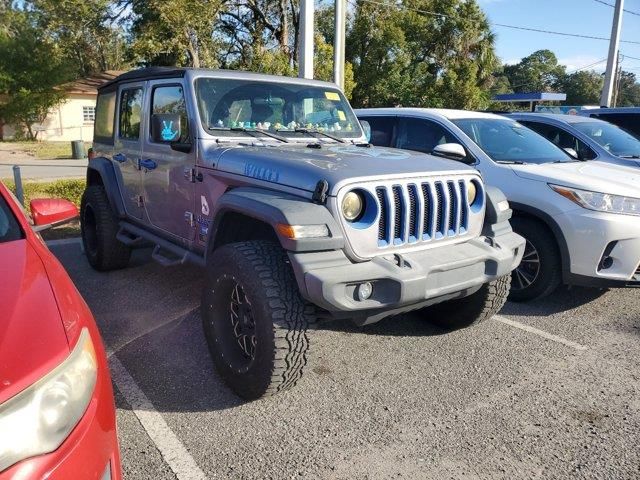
[81,68,524,399]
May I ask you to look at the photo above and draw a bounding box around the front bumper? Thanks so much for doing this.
[0,363,122,480]
[554,208,640,286]
[290,230,524,324]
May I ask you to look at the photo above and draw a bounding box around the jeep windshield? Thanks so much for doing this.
[572,121,640,158]
[452,118,574,164]
[194,78,362,141]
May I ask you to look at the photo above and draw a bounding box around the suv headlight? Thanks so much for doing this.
[0,328,97,472]
[550,184,640,216]
[342,191,364,221]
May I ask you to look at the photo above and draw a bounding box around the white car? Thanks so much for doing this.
[355,108,640,301]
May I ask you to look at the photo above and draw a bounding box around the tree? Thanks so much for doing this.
[503,49,565,93]
[0,8,68,139]
[559,70,603,105]
[347,0,498,109]
[616,71,640,107]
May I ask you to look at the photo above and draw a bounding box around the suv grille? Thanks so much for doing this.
[376,179,470,247]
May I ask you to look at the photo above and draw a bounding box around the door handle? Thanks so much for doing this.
[113,153,126,163]
[139,159,157,170]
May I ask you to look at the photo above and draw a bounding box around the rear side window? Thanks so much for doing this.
[360,116,396,147]
[119,88,143,141]
[0,194,23,243]
[94,91,116,143]
[592,113,640,137]
[151,85,188,143]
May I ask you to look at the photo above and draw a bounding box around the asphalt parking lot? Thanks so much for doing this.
[50,239,640,480]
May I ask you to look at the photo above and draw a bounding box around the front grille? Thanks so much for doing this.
[376,179,470,247]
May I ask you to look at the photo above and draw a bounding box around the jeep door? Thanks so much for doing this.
[113,83,145,219]
[141,80,194,241]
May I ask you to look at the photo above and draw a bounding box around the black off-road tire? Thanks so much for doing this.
[509,217,562,302]
[80,185,131,271]
[201,241,312,400]
[422,274,511,330]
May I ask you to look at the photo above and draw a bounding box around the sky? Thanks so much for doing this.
[477,0,640,73]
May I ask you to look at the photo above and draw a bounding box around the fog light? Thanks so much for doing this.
[357,282,373,301]
[601,256,614,270]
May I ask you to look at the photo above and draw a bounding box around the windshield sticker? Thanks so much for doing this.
[161,120,179,141]
[337,110,346,121]
[324,91,340,101]
[244,162,280,182]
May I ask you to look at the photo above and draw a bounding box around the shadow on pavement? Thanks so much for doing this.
[501,286,608,317]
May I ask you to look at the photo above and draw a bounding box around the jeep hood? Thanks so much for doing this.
[207,143,477,195]
[511,160,640,198]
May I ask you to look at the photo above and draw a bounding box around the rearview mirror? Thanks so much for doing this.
[30,198,78,231]
[151,113,182,143]
[432,143,470,162]
[360,120,371,142]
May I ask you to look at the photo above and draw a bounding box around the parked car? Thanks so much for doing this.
[0,182,122,479]
[81,68,524,400]
[577,107,640,137]
[508,112,640,168]
[355,108,640,301]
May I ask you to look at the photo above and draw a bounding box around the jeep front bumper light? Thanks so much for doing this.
[277,223,330,239]
[0,328,97,472]
[550,184,640,216]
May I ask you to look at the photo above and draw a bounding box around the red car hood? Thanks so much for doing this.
[0,239,70,403]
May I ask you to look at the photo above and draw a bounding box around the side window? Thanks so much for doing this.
[119,88,143,141]
[522,121,596,160]
[396,118,456,153]
[94,91,116,143]
[595,113,640,137]
[360,116,395,147]
[151,85,188,143]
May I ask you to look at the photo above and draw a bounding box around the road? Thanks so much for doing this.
[50,240,640,480]
[0,143,86,181]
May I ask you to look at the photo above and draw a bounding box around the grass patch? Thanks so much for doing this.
[6,141,92,159]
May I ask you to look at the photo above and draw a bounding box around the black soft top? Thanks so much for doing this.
[99,67,187,91]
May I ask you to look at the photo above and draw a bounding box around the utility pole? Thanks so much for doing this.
[613,53,623,107]
[600,0,624,107]
[299,0,314,79]
[333,0,347,90]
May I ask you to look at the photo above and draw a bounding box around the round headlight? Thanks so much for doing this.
[467,181,477,205]
[342,191,364,221]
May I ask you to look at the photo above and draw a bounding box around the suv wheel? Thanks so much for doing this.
[509,217,561,302]
[202,241,312,400]
[421,274,511,330]
[80,185,131,271]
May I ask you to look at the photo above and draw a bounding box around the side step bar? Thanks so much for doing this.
[118,222,206,268]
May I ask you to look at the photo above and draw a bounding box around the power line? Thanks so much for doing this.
[592,0,640,17]
[353,0,640,45]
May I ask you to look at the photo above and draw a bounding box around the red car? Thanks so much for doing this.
[0,181,122,479]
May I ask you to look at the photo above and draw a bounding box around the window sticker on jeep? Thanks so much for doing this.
[161,120,179,141]
[324,91,340,101]
[244,162,280,182]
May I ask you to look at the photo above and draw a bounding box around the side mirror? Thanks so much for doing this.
[563,147,579,159]
[432,143,470,162]
[360,120,372,143]
[151,113,182,143]
[30,198,78,231]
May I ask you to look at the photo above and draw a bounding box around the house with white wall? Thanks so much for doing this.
[1,70,124,142]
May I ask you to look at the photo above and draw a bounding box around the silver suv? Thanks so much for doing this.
[81,68,524,399]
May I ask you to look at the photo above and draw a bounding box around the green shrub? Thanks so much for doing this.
[4,178,86,207]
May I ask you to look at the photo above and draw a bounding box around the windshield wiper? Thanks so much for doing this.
[289,127,346,144]
[208,126,289,143]
[495,160,527,165]
[620,154,640,159]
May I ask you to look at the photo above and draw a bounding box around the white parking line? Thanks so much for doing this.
[109,356,208,480]
[493,315,588,351]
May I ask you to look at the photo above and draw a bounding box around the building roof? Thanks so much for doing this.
[493,92,567,102]
[60,70,126,95]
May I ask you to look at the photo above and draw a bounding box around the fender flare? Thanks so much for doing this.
[86,157,126,217]
[509,201,571,282]
[206,187,344,261]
